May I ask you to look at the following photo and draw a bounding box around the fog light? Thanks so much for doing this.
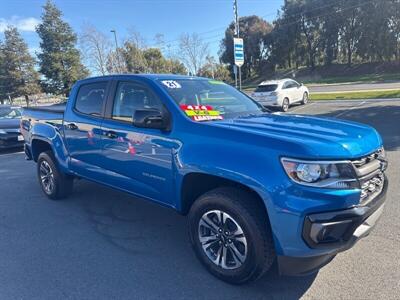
[309,220,353,244]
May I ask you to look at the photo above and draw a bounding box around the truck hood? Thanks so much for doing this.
[211,114,382,159]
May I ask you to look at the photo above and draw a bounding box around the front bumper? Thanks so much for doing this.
[0,133,24,149]
[278,176,388,276]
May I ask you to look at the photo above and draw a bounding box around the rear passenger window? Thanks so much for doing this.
[75,82,107,116]
[112,81,163,122]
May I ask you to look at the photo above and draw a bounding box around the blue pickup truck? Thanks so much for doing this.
[21,75,388,284]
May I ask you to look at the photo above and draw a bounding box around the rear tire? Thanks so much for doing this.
[188,187,275,284]
[281,98,290,112]
[37,151,73,200]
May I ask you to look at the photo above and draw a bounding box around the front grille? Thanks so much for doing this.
[351,148,387,205]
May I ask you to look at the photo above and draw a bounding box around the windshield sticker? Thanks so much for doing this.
[208,80,225,85]
[161,80,182,89]
[180,105,223,121]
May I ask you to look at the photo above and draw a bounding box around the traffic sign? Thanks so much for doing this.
[234,38,244,67]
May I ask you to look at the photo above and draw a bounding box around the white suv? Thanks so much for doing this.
[251,79,309,112]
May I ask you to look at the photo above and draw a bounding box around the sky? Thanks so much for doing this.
[0,0,283,58]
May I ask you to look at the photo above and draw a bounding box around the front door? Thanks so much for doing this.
[63,81,109,179]
[98,80,177,206]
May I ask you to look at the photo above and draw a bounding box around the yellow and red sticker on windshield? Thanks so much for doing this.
[180,105,223,122]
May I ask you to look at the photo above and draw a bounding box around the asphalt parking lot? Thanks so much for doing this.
[0,99,399,300]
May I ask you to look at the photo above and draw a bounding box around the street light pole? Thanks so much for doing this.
[111,29,121,73]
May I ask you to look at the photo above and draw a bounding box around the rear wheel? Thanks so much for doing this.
[281,98,290,112]
[189,187,275,284]
[302,92,309,105]
[37,151,73,200]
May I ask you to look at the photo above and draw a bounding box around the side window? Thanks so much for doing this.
[285,81,297,89]
[75,82,107,116]
[112,81,163,122]
[282,81,290,89]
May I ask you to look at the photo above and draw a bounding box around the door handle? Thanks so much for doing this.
[105,130,118,139]
[67,123,78,130]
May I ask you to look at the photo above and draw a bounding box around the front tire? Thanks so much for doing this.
[302,92,309,105]
[37,151,73,200]
[188,187,275,284]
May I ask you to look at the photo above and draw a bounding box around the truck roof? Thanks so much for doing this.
[76,74,206,84]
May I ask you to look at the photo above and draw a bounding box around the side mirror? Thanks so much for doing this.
[133,109,169,130]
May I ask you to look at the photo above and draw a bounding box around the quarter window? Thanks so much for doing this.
[75,82,107,116]
[112,82,163,122]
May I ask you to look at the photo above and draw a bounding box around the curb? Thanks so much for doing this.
[310,98,400,104]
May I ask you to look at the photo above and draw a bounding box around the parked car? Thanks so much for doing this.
[21,75,388,284]
[251,79,309,112]
[0,105,24,149]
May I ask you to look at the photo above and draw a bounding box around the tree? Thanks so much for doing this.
[36,0,88,95]
[0,26,41,106]
[165,59,187,74]
[357,0,397,62]
[389,0,400,60]
[179,33,209,75]
[80,24,112,75]
[338,0,363,66]
[198,58,231,82]
[122,41,148,73]
[220,16,273,79]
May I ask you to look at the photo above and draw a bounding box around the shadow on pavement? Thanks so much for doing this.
[313,104,400,151]
[0,147,23,155]
[70,180,316,299]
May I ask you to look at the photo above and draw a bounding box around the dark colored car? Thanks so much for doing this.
[0,105,24,149]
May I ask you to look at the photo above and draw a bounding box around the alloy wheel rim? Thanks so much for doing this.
[40,160,55,194]
[303,93,308,103]
[198,210,248,270]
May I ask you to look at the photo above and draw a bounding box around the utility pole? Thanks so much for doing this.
[233,0,242,90]
[111,29,122,73]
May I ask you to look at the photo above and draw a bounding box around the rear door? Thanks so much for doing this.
[63,80,110,179]
[283,80,298,103]
[290,80,303,102]
[97,80,177,205]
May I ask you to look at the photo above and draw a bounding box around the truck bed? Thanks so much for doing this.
[21,103,66,141]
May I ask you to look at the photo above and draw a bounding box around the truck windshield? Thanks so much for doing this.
[158,79,267,122]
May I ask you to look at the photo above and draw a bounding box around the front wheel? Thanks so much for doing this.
[37,151,73,200]
[302,92,309,105]
[189,187,275,284]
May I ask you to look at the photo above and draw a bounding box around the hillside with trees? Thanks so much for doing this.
[220,0,400,82]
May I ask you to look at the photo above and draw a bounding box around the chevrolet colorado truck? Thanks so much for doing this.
[21,75,388,284]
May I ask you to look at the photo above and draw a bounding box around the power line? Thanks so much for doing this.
[155,0,375,52]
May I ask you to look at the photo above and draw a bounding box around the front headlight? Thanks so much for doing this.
[281,158,358,189]
[0,129,7,134]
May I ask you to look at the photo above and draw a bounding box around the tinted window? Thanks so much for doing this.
[255,85,278,92]
[0,107,22,119]
[75,82,107,116]
[112,82,163,122]
[283,81,294,89]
